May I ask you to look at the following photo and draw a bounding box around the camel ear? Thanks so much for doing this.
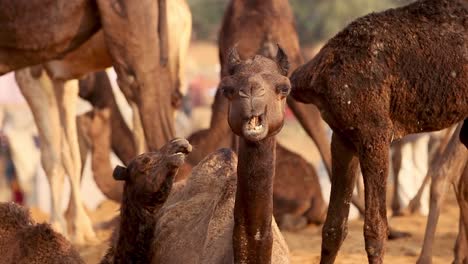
[275,45,290,76]
[113,165,128,181]
[227,46,242,75]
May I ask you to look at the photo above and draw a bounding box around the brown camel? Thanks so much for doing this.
[151,48,291,263]
[289,0,468,263]
[0,202,83,264]
[415,123,468,264]
[100,138,192,264]
[2,0,173,243]
[186,0,329,230]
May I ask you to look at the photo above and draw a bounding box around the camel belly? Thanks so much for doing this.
[0,0,100,74]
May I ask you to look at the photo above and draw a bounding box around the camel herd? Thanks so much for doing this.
[0,0,467,263]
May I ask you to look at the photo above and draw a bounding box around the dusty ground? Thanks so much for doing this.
[27,42,459,263]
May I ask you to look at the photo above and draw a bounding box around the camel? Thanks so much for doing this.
[289,0,468,263]
[100,138,192,264]
[80,108,124,202]
[185,0,330,230]
[0,202,84,264]
[415,123,468,264]
[3,0,193,242]
[150,48,291,263]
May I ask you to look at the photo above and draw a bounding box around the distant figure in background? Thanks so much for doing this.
[0,132,24,204]
[0,72,41,206]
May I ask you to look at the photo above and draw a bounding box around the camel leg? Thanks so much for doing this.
[359,136,391,264]
[130,102,147,155]
[15,68,67,235]
[408,128,454,214]
[454,162,468,263]
[95,0,175,150]
[454,219,468,264]
[417,125,467,264]
[53,79,96,244]
[320,132,359,264]
[391,141,403,215]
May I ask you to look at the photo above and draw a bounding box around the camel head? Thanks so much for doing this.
[221,45,291,142]
[112,138,192,207]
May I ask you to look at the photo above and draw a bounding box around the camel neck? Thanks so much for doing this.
[113,190,156,264]
[233,136,275,264]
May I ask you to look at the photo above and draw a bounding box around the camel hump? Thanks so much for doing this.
[0,202,33,231]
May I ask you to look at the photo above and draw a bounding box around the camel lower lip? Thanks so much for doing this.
[242,114,267,141]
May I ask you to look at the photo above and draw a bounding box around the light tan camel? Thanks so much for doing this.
[1,0,173,243]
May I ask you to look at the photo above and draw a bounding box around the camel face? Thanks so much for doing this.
[113,138,192,207]
[221,47,290,142]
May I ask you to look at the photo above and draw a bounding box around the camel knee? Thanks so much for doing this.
[322,222,348,250]
[429,174,445,205]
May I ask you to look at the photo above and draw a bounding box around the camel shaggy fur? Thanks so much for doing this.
[290,0,468,262]
[0,202,83,264]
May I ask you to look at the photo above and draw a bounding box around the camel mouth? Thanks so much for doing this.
[242,113,268,141]
[166,139,192,167]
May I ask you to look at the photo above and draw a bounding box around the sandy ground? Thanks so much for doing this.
[29,189,460,264]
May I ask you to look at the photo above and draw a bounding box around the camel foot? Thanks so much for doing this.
[51,217,68,239]
[278,214,308,231]
[388,227,411,240]
[408,199,422,214]
[416,256,432,264]
[69,209,98,245]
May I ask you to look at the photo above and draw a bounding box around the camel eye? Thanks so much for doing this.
[221,86,236,100]
[276,84,290,97]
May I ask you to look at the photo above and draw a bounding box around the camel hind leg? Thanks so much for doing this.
[454,162,468,263]
[53,79,96,244]
[417,124,468,264]
[15,68,67,236]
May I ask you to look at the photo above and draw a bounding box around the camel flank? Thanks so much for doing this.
[290,0,467,263]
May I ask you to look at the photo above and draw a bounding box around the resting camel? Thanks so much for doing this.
[0,139,192,264]
[0,202,83,264]
[185,0,330,229]
[289,0,468,263]
[415,123,468,264]
[2,0,178,243]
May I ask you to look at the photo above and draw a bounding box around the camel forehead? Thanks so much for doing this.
[236,56,280,74]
